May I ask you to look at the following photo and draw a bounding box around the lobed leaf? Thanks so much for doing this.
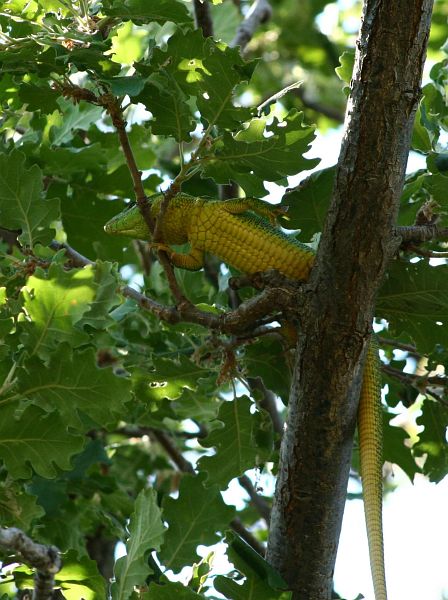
[103,0,192,25]
[0,150,60,247]
[16,347,132,429]
[159,474,235,572]
[144,582,206,599]
[21,263,97,359]
[414,399,448,482]
[111,488,165,600]
[377,261,448,354]
[0,404,84,479]
[198,396,273,488]
[203,110,319,196]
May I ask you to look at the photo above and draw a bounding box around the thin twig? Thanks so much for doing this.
[150,429,195,474]
[378,337,418,354]
[403,243,448,259]
[230,0,272,50]
[193,0,213,37]
[246,376,284,436]
[238,474,271,523]
[97,93,156,240]
[382,364,448,403]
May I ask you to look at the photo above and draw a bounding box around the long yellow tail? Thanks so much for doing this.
[358,338,387,600]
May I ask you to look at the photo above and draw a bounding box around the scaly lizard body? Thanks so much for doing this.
[104,192,387,600]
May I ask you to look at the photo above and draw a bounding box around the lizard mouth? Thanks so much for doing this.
[104,223,127,235]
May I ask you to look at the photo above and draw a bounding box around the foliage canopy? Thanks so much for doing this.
[0,0,447,598]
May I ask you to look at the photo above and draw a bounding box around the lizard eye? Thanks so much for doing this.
[123,201,136,212]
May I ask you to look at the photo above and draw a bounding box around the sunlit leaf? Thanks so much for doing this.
[111,488,165,600]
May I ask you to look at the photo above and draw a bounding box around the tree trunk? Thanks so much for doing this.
[266,1,434,598]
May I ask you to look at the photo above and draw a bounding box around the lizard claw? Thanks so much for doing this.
[268,205,289,225]
[148,242,172,255]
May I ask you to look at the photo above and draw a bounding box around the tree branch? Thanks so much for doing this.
[267,1,435,597]
[49,241,301,335]
[395,224,448,242]
[379,337,418,354]
[0,528,61,600]
[230,0,272,50]
[193,0,213,37]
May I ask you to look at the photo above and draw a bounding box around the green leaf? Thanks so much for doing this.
[78,261,121,330]
[136,75,195,142]
[133,355,212,403]
[56,550,107,600]
[215,532,288,599]
[140,30,255,129]
[196,39,256,129]
[21,263,97,359]
[0,40,46,76]
[203,110,319,195]
[145,582,206,599]
[377,261,448,353]
[108,21,150,66]
[67,44,121,77]
[411,106,433,153]
[0,404,84,479]
[335,50,355,87]
[38,144,107,176]
[48,100,103,146]
[281,167,335,240]
[103,0,192,25]
[104,75,146,97]
[16,347,132,428]
[198,396,272,488]
[19,82,59,114]
[171,388,221,422]
[0,481,44,529]
[382,413,419,482]
[0,150,60,247]
[414,398,448,482]
[434,152,448,173]
[209,2,240,44]
[244,339,291,402]
[61,191,137,263]
[111,488,166,600]
[159,473,235,572]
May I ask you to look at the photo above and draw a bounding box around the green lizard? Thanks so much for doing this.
[104,192,387,600]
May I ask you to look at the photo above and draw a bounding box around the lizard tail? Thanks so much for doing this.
[358,337,388,600]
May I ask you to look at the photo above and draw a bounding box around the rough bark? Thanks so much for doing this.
[266,1,434,598]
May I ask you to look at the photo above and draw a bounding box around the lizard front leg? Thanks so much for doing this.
[153,244,205,271]
[218,197,287,225]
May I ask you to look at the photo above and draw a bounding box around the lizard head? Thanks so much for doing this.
[104,202,152,240]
